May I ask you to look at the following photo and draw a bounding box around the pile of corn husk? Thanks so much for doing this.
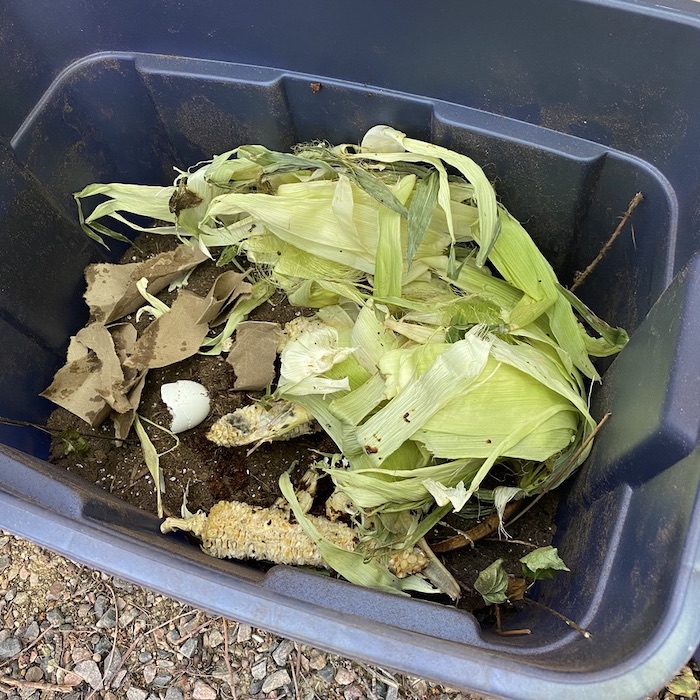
[75,125,628,595]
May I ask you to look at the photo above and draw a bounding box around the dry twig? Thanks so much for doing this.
[0,676,76,693]
[571,192,644,293]
[222,618,238,700]
[431,500,523,553]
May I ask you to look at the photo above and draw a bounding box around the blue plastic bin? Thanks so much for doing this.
[1,2,699,698]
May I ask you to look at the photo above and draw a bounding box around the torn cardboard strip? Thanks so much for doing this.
[84,244,207,323]
[226,321,281,390]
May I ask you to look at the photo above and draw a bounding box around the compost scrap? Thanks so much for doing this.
[42,125,629,612]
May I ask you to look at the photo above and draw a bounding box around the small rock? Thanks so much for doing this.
[164,688,184,700]
[142,664,157,685]
[112,669,128,688]
[73,659,103,691]
[249,679,264,695]
[104,692,119,700]
[236,624,252,643]
[0,636,21,659]
[343,685,365,699]
[0,555,9,573]
[165,629,180,645]
[308,650,326,670]
[126,688,148,700]
[152,672,172,687]
[45,581,63,601]
[22,621,40,642]
[316,664,335,683]
[71,647,92,664]
[104,648,122,678]
[178,637,198,659]
[96,608,117,629]
[272,639,295,667]
[386,685,399,700]
[119,608,139,628]
[93,636,112,655]
[192,680,217,700]
[138,652,153,664]
[207,628,224,648]
[46,608,64,626]
[251,659,267,680]
[112,578,134,593]
[62,671,84,687]
[335,667,356,685]
[24,665,43,683]
[262,669,292,693]
[94,594,108,619]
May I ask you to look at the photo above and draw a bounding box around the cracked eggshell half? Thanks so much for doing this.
[160,380,210,433]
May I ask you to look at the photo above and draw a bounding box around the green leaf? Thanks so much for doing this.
[474,559,509,605]
[520,546,570,581]
[406,170,439,267]
[666,666,699,697]
[133,414,164,518]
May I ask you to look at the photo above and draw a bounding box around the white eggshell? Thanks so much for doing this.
[160,380,210,434]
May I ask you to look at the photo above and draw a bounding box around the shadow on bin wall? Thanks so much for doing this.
[0,2,699,699]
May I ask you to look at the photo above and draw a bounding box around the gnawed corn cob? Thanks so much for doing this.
[161,499,356,568]
[206,399,317,448]
[161,498,429,576]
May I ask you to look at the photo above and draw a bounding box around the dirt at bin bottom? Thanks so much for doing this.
[45,233,559,618]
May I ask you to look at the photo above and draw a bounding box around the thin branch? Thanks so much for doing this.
[431,500,522,553]
[222,618,238,700]
[523,597,591,639]
[0,416,138,445]
[0,676,76,693]
[571,192,644,293]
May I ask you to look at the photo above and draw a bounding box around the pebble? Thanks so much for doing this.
[97,608,117,629]
[94,594,108,619]
[152,672,173,687]
[22,621,40,641]
[335,667,356,685]
[126,688,148,700]
[308,649,327,670]
[236,624,252,643]
[138,652,153,664]
[192,680,217,699]
[24,665,43,682]
[73,659,103,691]
[207,628,224,648]
[0,556,9,573]
[316,664,336,683]
[45,608,64,625]
[272,639,295,667]
[164,688,184,700]
[262,668,292,693]
[249,679,264,695]
[0,636,21,659]
[178,637,198,659]
[251,659,267,680]
[119,608,139,628]
[142,664,157,685]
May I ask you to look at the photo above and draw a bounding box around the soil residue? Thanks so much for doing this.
[45,233,557,616]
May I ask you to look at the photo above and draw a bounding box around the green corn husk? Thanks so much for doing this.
[75,125,629,589]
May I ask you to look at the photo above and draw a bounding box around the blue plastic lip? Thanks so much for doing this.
[2,474,698,700]
[10,48,682,296]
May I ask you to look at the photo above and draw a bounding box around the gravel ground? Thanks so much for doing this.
[0,531,697,700]
[0,531,483,700]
